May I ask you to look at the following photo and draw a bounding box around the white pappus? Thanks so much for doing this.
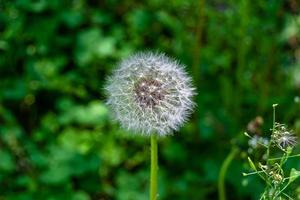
[105,52,196,136]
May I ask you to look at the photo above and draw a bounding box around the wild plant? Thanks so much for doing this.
[243,104,300,200]
[105,52,195,200]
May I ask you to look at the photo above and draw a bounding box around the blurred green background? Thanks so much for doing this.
[0,0,300,199]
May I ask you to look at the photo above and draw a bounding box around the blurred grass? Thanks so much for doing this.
[0,0,300,200]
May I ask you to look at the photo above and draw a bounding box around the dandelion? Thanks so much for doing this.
[271,123,297,150]
[276,132,297,150]
[105,51,195,136]
[105,51,195,200]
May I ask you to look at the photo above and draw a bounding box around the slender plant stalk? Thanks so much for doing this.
[218,147,239,200]
[266,104,277,166]
[265,104,277,199]
[269,153,300,161]
[150,134,158,200]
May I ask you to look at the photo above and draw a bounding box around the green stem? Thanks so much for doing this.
[150,134,158,200]
[266,104,277,165]
[218,147,239,200]
[269,104,278,200]
[269,153,300,161]
[272,104,277,134]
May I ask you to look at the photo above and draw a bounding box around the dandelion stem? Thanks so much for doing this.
[218,147,239,200]
[150,134,158,200]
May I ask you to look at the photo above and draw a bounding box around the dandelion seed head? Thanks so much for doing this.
[105,52,196,136]
[271,122,297,150]
[277,132,297,150]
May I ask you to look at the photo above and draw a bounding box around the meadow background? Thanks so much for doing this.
[0,0,300,199]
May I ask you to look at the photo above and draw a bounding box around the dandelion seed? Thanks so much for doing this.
[105,52,195,136]
[277,132,297,150]
[271,123,297,150]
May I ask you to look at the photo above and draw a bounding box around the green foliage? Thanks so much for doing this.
[244,106,300,199]
[0,0,299,199]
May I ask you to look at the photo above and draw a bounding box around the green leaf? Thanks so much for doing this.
[248,157,257,171]
[288,168,300,184]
